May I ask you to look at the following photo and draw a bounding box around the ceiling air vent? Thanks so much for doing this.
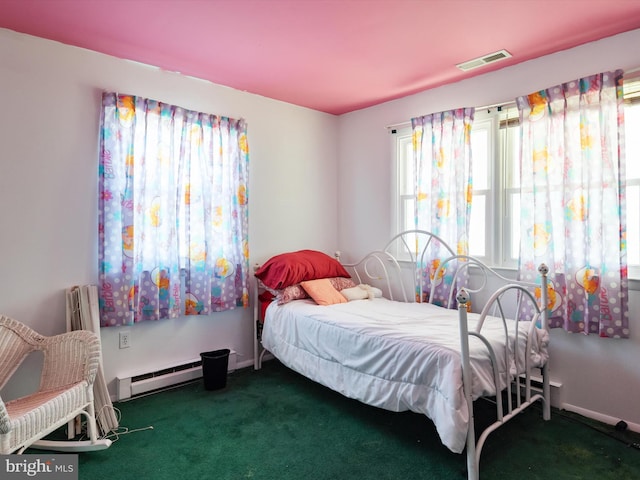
[456,49,512,72]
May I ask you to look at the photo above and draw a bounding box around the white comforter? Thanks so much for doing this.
[261,297,549,454]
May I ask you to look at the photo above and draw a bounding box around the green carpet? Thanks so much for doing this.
[61,361,640,479]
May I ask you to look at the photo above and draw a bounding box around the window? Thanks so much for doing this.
[98,93,250,326]
[395,131,414,239]
[625,87,640,276]
[467,106,520,267]
[395,90,640,279]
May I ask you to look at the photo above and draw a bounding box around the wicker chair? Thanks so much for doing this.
[0,315,111,453]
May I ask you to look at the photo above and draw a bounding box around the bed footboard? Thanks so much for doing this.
[457,264,550,480]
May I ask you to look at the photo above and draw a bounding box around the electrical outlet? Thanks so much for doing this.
[119,331,131,349]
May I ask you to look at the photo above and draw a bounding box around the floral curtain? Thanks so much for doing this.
[411,108,474,305]
[98,93,250,327]
[516,70,629,338]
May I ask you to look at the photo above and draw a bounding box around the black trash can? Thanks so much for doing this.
[201,349,230,391]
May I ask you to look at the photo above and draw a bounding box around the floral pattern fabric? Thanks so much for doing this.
[411,108,474,304]
[98,93,250,326]
[516,71,629,338]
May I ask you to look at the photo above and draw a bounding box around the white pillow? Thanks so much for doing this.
[360,284,383,298]
[340,284,383,301]
[340,286,369,301]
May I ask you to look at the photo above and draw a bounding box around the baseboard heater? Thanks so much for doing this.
[116,350,237,401]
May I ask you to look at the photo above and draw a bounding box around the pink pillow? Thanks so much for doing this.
[276,278,357,305]
[300,278,348,306]
[255,250,350,290]
[329,277,356,291]
[278,284,309,304]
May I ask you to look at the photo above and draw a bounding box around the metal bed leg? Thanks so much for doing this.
[457,289,479,480]
[253,267,261,370]
[466,423,478,480]
[541,362,551,421]
[538,263,551,421]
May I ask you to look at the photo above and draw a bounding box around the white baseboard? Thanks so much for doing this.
[561,403,640,433]
[236,358,255,370]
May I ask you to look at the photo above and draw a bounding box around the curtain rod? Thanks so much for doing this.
[387,65,640,130]
[386,100,513,131]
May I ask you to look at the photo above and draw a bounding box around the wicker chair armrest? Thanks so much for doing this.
[39,330,101,391]
[0,396,9,434]
[0,316,42,388]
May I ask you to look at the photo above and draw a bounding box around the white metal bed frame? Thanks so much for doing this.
[253,230,550,480]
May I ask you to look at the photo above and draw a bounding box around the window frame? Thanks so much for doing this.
[392,128,414,238]
[624,92,640,279]
[393,98,640,281]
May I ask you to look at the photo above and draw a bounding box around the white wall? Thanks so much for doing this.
[0,28,339,399]
[338,29,640,429]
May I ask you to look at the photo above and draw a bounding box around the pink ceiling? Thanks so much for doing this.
[2,0,640,115]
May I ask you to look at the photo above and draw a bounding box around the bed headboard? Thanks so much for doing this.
[340,230,457,304]
[340,230,540,317]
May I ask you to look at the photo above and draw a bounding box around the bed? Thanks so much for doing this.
[253,230,551,480]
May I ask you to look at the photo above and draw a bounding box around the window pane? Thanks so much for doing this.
[510,192,520,261]
[624,101,639,273]
[471,128,488,190]
[503,126,520,188]
[399,136,414,195]
[403,197,415,232]
[469,194,486,257]
[625,104,640,181]
[628,184,639,266]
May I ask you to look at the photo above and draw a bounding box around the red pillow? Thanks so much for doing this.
[255,250,350,290]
